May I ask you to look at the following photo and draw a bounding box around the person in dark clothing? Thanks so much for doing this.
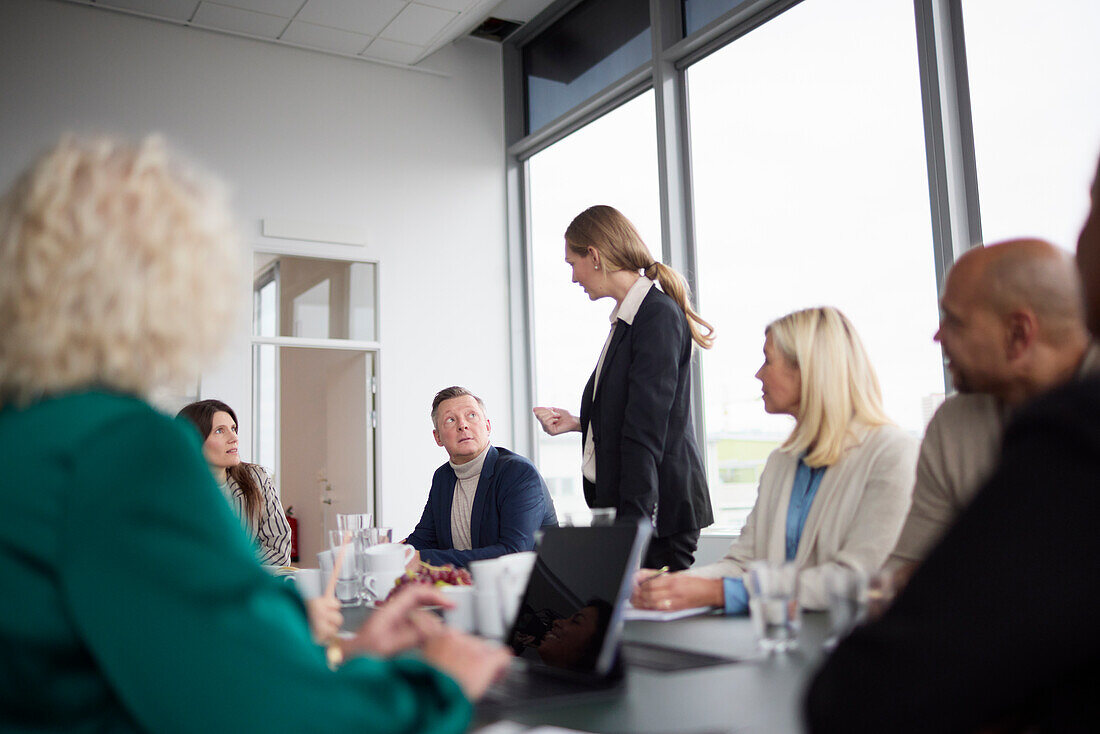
[805,152,1100,733]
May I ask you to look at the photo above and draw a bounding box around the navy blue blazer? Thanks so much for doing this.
[407,445,557,568]
[580,286,713,537]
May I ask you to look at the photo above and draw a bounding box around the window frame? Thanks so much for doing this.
[503,0,982,533]
[250,245,383,523]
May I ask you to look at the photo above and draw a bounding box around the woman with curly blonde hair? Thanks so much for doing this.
[633,307,918,613]
[534,205,716,570]
[0,135,507,732]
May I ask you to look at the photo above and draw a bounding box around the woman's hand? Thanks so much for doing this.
[347,584,451,658]
[421,629,512,701]
[533,407,581,435]
[306,596,344,644]
[631,571,723,611]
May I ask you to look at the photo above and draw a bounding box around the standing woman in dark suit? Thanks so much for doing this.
[534,205,715,570]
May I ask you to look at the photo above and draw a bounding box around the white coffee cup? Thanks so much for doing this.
[441,585,476,633]
[469,552,537,638]
[361,543,416,574]
[293,569,323,600]
[361,571,401,602]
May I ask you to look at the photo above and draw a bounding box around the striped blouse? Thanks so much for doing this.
[218,464,292,566]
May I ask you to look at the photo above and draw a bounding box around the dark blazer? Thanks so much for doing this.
[580,286,713,537]
[806,376,1100,733]
[407,445,557,568]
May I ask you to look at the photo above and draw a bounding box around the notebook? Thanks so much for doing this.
[478,521,651,710]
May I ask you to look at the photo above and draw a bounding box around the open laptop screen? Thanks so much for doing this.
[505,522,649,677]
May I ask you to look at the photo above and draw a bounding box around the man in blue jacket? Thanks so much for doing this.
[406,387,556,568]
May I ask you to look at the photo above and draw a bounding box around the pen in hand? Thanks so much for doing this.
[639,566,671,586]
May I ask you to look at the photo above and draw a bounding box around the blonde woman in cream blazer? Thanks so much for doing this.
[632,306,918,614]
[689,423,916,609]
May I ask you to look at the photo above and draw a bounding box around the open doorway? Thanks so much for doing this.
[252,252,379,565]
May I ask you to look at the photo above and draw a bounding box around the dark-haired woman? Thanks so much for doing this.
[534,205,716,570]
[178,399,291,566]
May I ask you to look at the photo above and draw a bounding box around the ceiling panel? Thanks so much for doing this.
[192,2,290,38]
[381,3,457,46]
[362,37,422,65]
[70,0,558,69]
[281,19,371,55]
[214,0,304,17]
[97,0,200,21]
[419,0,479,12]
[296,0,404,36]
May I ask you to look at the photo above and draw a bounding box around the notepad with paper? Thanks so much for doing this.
[621,601,716,621]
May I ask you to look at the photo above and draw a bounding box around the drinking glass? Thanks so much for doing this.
[325,529,360,605]
[745,560,801,652]
[336,513,373,533]
[354,527,396,604]
[824,566,868,647]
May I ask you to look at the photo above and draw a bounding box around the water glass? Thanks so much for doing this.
[824,566,868,647]
[745,560,801,652]
[354,527,396,603]
[324,529,360,605]
[336,513,373,533]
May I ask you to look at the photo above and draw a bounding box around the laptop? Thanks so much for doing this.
[478,521,651,710]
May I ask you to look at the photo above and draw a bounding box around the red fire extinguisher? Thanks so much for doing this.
[286,506,299,563]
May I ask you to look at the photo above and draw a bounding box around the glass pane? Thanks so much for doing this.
[252,343,277,472]
[252,254,377,342]
[687,0,942,533]
[253,345,374,565]
[962,0,1100,251]
[683,0,751,35]
[528,91,660,521]
[293,279,330,338]
[523,0,651,134]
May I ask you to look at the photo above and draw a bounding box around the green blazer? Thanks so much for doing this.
[0,391,470,733]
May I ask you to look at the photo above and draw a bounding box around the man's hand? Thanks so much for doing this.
[422,629,512,701]
[533,406,581,436]
[630,570,723,611]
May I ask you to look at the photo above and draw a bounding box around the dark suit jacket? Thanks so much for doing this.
[407,445,557,568]
[580,286,713,537]
[806,376,1100,733]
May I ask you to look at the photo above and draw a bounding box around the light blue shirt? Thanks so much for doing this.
[722,455,827,615]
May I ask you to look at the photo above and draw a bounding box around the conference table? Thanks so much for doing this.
[344,603,830,733]
[474,611,830,733]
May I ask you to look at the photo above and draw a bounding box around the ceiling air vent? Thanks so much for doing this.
[470,17,523,42]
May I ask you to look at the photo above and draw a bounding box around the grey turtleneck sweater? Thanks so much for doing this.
[449,443,490,551]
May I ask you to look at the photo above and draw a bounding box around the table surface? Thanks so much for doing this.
[340,600,828,734]
[476,611,829,734]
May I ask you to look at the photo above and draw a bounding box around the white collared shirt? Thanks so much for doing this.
[582,277,655,483]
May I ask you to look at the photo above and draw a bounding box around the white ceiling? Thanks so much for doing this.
[63,0,556,69]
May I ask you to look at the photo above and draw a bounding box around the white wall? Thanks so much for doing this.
[0,0,514,540]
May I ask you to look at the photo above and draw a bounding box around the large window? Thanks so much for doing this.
[962,0,1100,250]
[523,0,651,133]
[688,0,943,532]
[528,91,660,519]
[507,0,1100,539]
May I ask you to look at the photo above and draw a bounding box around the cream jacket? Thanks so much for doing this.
[690,424,918,610]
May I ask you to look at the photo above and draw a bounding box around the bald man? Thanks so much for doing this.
[886,238,1099,575]
[806,153,1100,734]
